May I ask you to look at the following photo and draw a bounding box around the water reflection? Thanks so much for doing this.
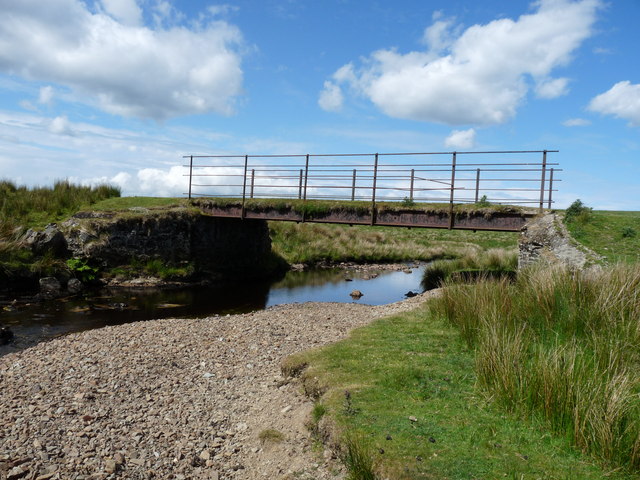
[0,265,425,355]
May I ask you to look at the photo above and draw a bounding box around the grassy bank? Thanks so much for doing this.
[564,208,640,263]
[431,264,640,474]
[284,303,630,479]
[0,181,121,284]
[0,180,120,235]
[269,221,517,265]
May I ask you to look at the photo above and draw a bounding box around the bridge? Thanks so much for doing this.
[184,150,560,232]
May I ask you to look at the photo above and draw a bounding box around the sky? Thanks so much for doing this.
[0,0,638,209]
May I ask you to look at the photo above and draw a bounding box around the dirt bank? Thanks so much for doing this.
[0,293,436,480]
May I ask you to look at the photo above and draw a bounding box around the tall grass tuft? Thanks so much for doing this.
[0,179,120,234]
[340,433,378,480]
[421,248,517,291]
[430,263,640,472]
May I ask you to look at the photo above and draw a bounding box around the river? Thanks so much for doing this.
[0,264,426,355]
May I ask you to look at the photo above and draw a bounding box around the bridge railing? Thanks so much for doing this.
[183,150,560,211]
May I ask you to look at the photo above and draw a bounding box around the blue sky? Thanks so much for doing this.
[0,0,638,209]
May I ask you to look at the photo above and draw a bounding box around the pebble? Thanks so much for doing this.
[0,294,435,479]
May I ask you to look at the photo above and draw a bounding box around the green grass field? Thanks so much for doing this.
[565,210,640,263]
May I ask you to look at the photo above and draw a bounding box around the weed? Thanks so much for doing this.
[476,194,491,207]
[341,433,378,480]
[401,197,415,207]
[66,258,98,283]
[622,226,636,238]
[343,390,359,416]
[312,403,327,423]
[258,429,285,444]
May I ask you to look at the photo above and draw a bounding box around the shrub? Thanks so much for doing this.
[621,226,636,239]
[401,197,415,207]
[564,199,592,224]
[66,258,98,283]
[476,194,491,207]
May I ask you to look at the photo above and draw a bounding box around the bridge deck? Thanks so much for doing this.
[194,199,537,232]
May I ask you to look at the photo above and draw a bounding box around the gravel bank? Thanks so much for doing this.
[0,293,435,480]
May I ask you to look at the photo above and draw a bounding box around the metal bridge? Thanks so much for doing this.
[184,150,560,232]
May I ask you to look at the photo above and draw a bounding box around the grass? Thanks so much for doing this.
[0,181,121,284]
[108,259,195,281]
[284,306,628,479]
[420,248,517,290]
[268,221,517,265]
[193,197,532,217]
[430,264,640,474]
[0,180,120,234]
[90,196,187,211]
[258,429,286,444]
[564,209,640,264]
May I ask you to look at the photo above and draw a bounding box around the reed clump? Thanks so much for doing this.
[430,263,640,472]
[421,247,517,290]
[0,180,120,234]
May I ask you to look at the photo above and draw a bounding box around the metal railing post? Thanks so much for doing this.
[475,168,480,203]
[371,153,379,225]
[539,150,547,212]
[188,155,193,199]
[302,154,310,222]
[409,168,415,202]
[351,169,357,202]
[298,169,303,199]
[448,152,456,229]
[241,154,248,219]
[548,168,554,209]
[303,154,310,201]
[250,169,255,199]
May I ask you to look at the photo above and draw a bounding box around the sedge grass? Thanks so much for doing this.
[430,263,640,473]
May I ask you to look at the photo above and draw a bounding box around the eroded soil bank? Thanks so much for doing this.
[0,294,434,480]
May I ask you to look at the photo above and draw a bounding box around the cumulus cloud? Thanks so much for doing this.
[0,0,245,120]
[48,115,75,136]
[320,0,600,125]
[563,117,591,127]
[318,81,344,112]
[588,81,640,126]
[535,77,570,99]
[444,128,476,149]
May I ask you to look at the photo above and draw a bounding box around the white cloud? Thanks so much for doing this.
[0,0,245,120]
[48,115,75,136]
[563,117,591,127]
[38,86,55,105]
[318,81,344,112]
[100,0,143,26]
[588,81,640,126]
[535,77,570,99]
[322,0,600,125]
[422,18,455,52]
[444,128,476,149]
[0,109,312,197]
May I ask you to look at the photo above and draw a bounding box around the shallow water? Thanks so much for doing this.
[0,265,425,355]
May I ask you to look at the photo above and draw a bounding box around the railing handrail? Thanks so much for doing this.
[184,150,560,214]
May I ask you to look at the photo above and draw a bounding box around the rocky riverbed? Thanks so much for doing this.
[0,293,436,480]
